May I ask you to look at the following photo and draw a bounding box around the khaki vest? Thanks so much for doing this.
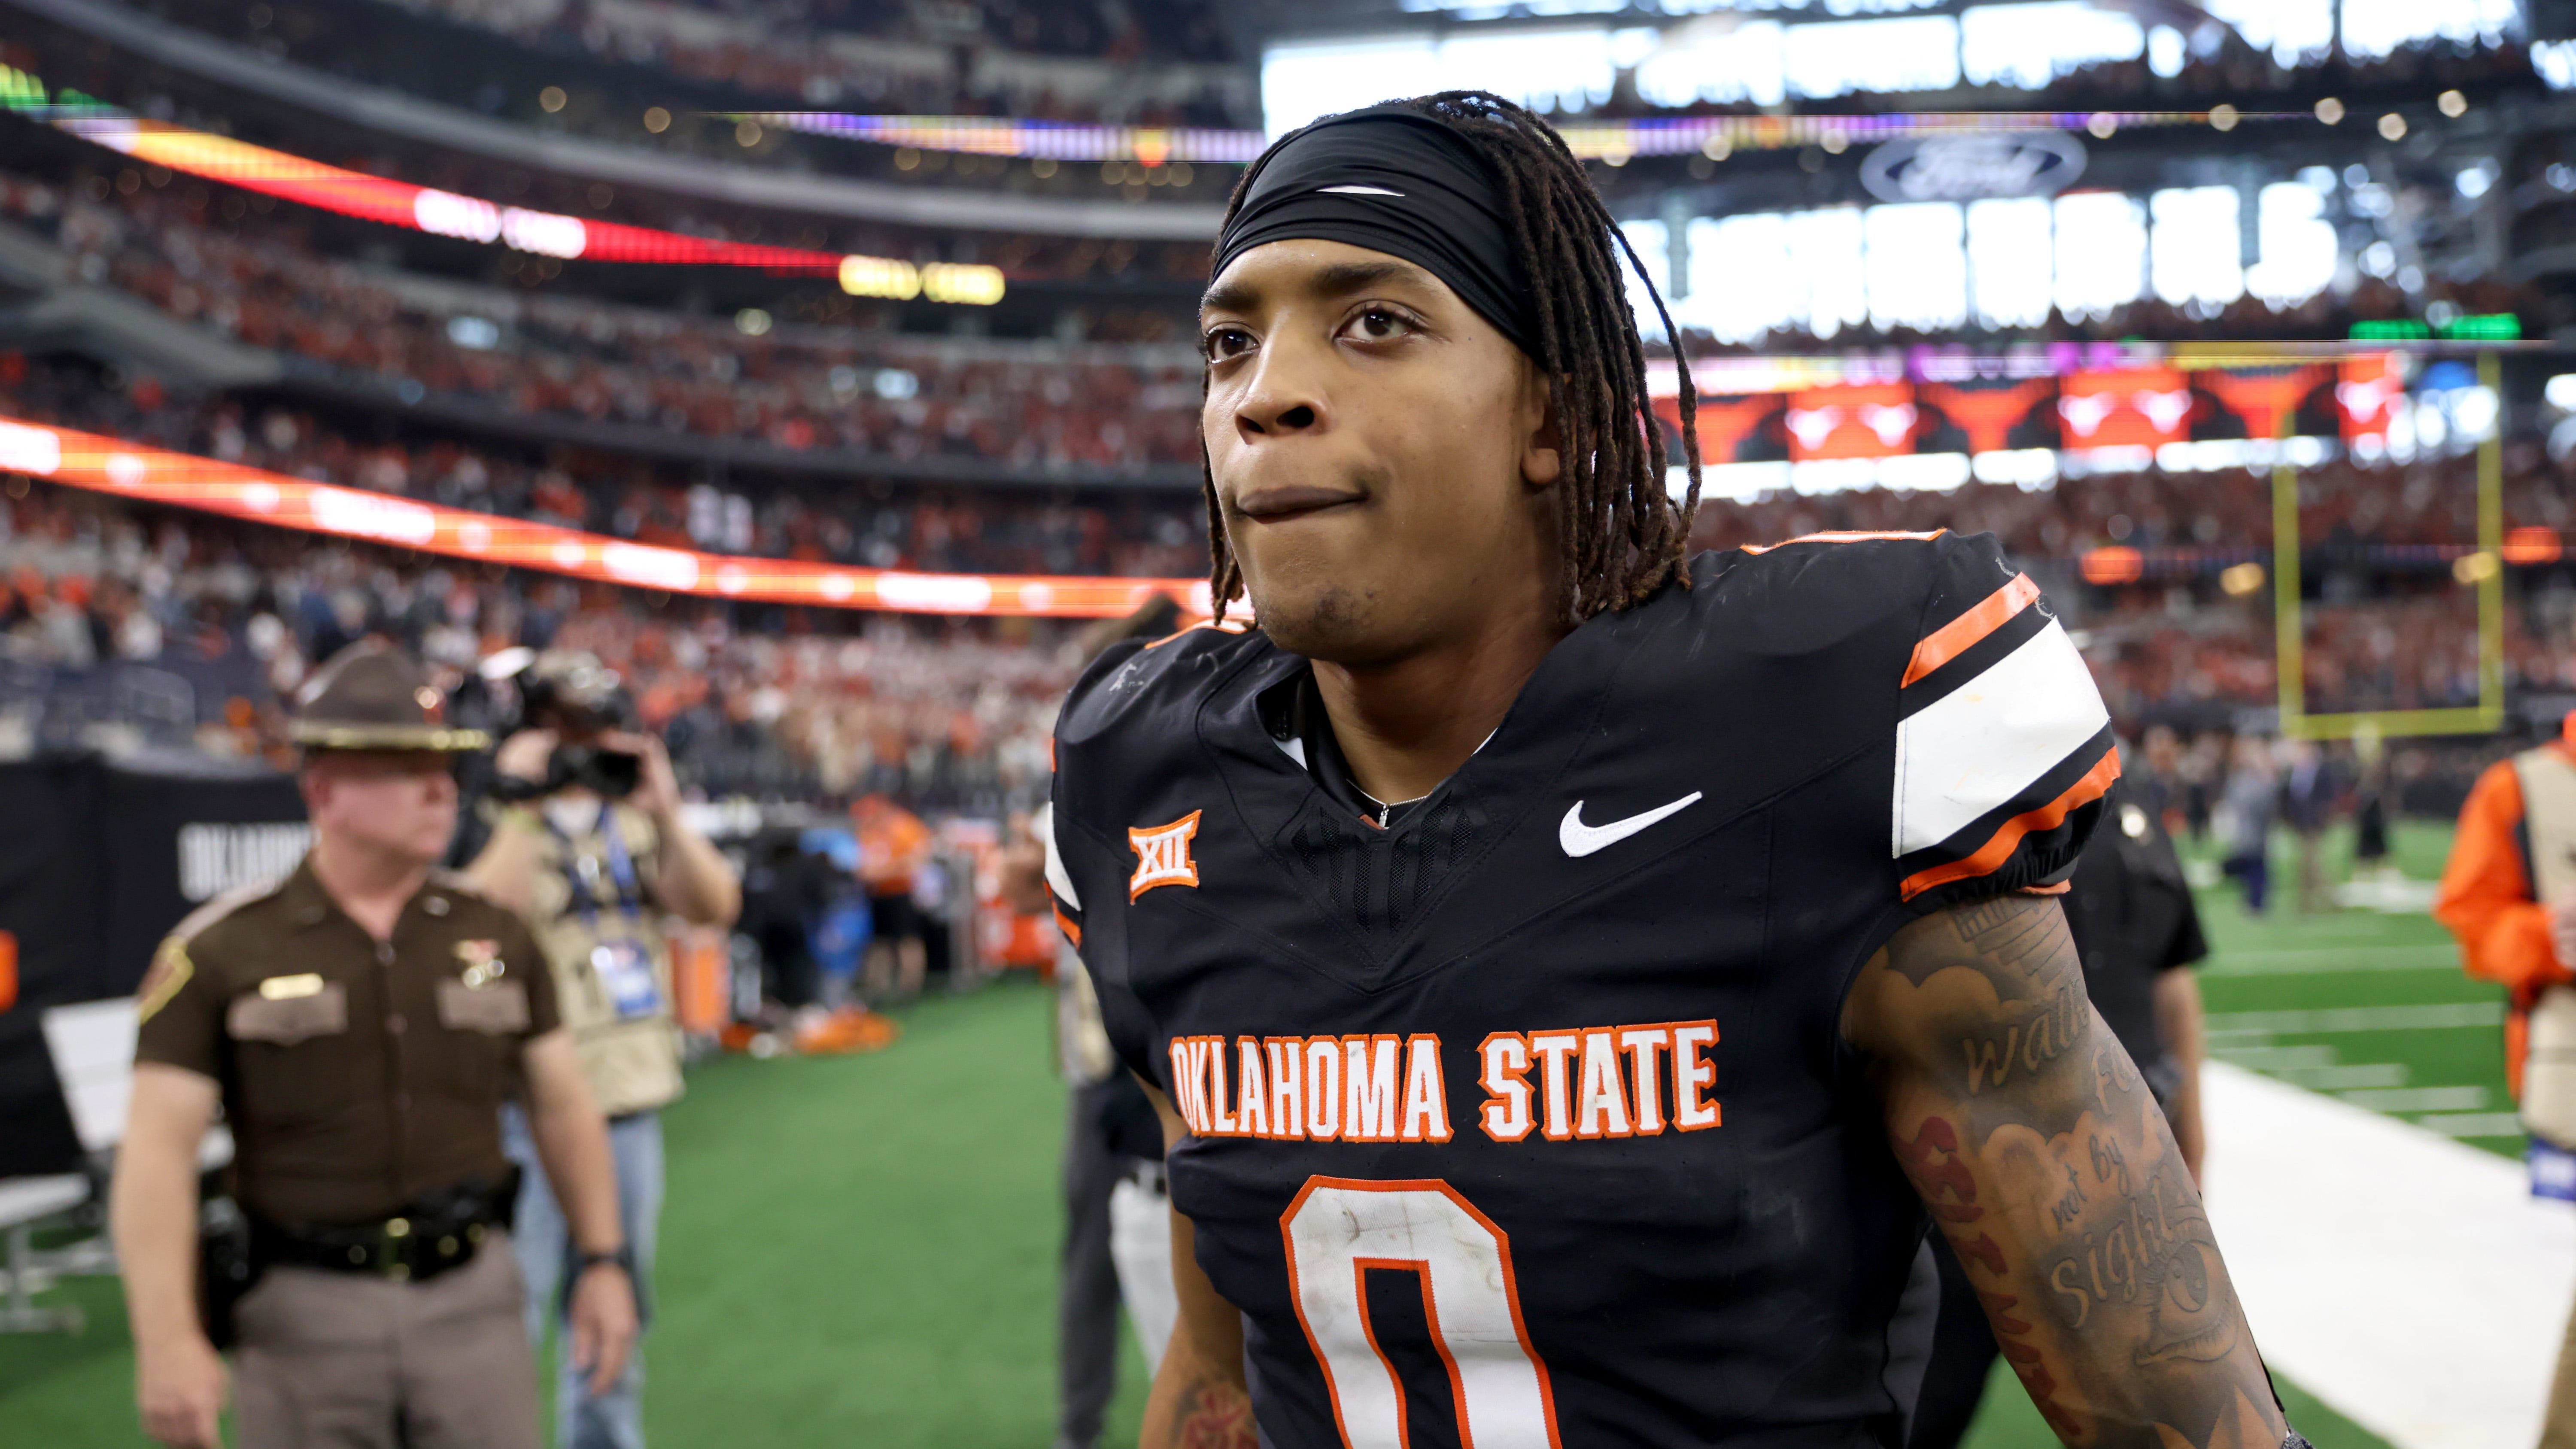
[2512,747,2576,1144]
[528,799,684,1118]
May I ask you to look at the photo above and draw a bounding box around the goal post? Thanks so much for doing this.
[2274,352,2505,741]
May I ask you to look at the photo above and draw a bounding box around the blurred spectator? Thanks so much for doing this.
[854,793,934,999]
[739,831,837,1025]
[2281,738,2341,912]
[2219,735,2280,913]
[2432,712,2576,1443]
[2353,728,2394,878]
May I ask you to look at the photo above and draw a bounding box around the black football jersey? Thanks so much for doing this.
[1048,532,2117,1448]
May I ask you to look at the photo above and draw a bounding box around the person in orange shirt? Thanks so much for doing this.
[854,794,932,999]
[2433,710,2576,1449]
[2434,714,2576,1106]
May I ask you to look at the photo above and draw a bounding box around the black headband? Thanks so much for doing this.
[1211,105,1541,358]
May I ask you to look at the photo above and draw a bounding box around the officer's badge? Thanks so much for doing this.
[454,939,508,988]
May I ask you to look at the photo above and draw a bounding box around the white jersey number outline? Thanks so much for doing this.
[1281,1177,1563,1449]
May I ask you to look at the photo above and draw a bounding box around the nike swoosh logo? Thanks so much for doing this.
[1558,793,1704,858]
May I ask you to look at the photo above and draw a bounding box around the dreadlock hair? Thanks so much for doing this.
[1199,90,1701,628]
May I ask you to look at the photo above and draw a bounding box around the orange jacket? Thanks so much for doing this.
[2431,729,2576,1097]
[858,808,931,896]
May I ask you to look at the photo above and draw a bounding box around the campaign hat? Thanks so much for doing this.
[289,641,490,752]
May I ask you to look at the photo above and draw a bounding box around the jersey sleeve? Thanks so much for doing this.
[133,932,223,1080]
[1035,802,1084,946]
[1042,776,1163,1087]
[1891,532,2120,911]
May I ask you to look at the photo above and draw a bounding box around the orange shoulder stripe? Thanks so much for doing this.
[1739,529,1947,556]
[1142,616,1252,650]
[1902,572,2042,687]
[1898,748,2122,903]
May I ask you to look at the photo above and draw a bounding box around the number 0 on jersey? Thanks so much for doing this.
[1282,1178,1562,1449]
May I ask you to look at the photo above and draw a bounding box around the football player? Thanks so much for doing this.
[1047,92,2306,1449]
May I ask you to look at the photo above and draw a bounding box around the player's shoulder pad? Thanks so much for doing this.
[1053,622,1267,887]
[1686,529,1962,662]
[1055,621,1266,750]
[1887,531,2115,906]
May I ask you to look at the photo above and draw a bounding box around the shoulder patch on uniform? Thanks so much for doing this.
[135,936,194,1024]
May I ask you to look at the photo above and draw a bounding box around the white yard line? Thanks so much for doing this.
[2205,1002,2506,1034]
[2205,945,2463,976]
[2205,1061,2569,1449]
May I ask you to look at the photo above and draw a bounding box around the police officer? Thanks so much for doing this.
[1903,767,2211,1449]
[110,641,638,1449]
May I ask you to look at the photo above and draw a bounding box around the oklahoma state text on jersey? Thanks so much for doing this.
[1049,532,2115,1448]
[1162,1022,1724,1145]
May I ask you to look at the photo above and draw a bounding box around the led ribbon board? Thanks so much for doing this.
[1647,344,2418,464]
[0,415,1201,618]
[736,109,2311,162]
[0,69,1003,301]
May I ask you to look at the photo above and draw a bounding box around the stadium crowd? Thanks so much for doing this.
[9,343,2575,792]
[0,478,1082,807]
[0,352,1212,581]
[3,162,2549,490]
[0,170,1206,472]
[82,0,1252,202]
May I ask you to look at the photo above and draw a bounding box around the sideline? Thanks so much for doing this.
[2205,1061,2569,1449]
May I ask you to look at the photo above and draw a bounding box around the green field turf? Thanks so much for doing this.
[1,819,2483,1447]
[2184,820,2515,1159]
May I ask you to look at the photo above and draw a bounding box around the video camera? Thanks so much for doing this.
[484,649,644,800]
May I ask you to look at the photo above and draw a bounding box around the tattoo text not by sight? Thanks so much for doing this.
[1863,895,2285,1449]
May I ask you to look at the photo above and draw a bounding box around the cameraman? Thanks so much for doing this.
[464,652,740,1449]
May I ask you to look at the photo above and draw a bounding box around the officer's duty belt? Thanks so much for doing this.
[252,1182,511,1285]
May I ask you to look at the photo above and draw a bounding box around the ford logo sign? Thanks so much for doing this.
[1859,133,2087,204]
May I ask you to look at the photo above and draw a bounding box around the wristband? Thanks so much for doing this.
[561,1245,648,1327]
[569,1246,633,1278]
[2283,1433,2314,1449]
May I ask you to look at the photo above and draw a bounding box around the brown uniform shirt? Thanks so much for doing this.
[134,858,561,1227]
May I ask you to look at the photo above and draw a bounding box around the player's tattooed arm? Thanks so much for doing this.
[1138,1077,1258,1449]
[1844,895,2287,1449]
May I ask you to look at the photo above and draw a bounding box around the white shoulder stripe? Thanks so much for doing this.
[1893,619,2108,858]
[1038,802,1081,912]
